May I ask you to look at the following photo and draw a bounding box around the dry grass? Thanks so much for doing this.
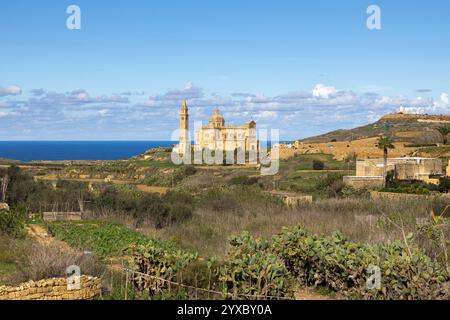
[11,240,106,284]
[138,187,442,258]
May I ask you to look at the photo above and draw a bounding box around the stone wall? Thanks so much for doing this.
[267,191,313,207]
[43,212,82,222]
[355,158,443,179]
[343,176,384,189]
[370,191,450,201]
[284,195,313,207]
[0,276,101,300]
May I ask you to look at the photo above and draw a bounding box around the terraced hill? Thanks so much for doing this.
[300,113,450,144]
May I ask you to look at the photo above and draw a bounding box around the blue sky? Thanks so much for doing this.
[0,0,449,140]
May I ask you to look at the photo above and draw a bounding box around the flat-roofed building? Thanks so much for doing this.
[344,157,444,188]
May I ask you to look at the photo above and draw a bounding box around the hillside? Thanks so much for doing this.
[300,113,450,144]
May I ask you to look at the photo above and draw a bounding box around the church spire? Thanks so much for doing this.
[179,99,189,156]
[181,99,188,113]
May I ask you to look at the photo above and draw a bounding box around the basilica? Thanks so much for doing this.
[175,100,258,156]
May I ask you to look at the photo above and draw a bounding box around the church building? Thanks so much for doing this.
[175,100,258,157]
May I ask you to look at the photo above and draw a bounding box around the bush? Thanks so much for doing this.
[91,186,173,229]
[134,193,170,229]
[312,160,325,171]
[219,232,292,299]
[130,241,197,297]
[380,186,431,195]
[340,185,368,198]
[0,209,25,238]
[272,226,450,300]
[201,189,241,213]
[0,165,44,206]
[162,190,195,224]
[230,176,259,186]
[438,178,450,193]
[316,173,346,197]
[15,241,106,281]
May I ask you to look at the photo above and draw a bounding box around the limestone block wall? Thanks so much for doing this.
[370,191,450,201]
[0,276,101,300]
[356,158,443,181]
[42,212,82,222]
[284,195,313,207]
[343,176,384,189]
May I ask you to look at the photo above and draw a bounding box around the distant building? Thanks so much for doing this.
[174,100,258,158]
[178,100,190,156]
[344,157,444,188]
[195,108,258,154]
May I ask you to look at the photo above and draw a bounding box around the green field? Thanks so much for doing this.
[46,220,164,258]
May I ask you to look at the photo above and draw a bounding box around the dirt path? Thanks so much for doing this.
[294,289,334,300]
[25,224,73,252]
[135,185,170,195]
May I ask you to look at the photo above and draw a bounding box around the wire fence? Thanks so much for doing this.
[122,267,295,301]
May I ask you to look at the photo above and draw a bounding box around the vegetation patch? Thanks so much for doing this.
[273,226,450,300]
[46,220,160,257]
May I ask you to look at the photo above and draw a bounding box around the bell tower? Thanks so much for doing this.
[179,100,189,155]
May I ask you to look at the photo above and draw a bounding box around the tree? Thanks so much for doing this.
[377,136,395,187]
[0,174,9,203]
[435,126,450,145]
[312,160,325,171]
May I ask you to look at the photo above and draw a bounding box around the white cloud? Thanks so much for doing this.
[440,92,449,105]
[1,83,449,140]
[312,84,337,98]
[0,111,18,117]
[0,85,22,97]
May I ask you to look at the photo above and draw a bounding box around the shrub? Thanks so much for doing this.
[134,193,170,229]
[272,226,450,300]
[340,185,368,198]
[0,209,25,238]
[130,241,197,297]
[315,173,346,197]
[438,178,450,193]
[180,165,197,177]
[380,186,431,195]
[47,221,151,257]
[201,189,241,213]
[15,242,106,281]
[0,166,50,206]
[91,186,174,229]
[219,232,292,299]
[312,160,325,171]
[230,176,259,186]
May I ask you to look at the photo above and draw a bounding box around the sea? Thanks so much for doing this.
[0,141,176,162]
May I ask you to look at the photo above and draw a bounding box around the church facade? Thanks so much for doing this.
[175,100,258,157]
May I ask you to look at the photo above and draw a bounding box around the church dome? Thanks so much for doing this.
[209,109,225,127]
